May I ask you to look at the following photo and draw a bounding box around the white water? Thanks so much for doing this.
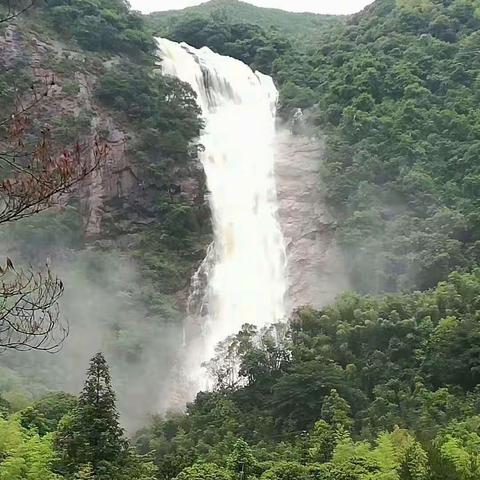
[157,38,287,388]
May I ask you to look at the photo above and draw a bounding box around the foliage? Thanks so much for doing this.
[147,0,339,40]
[45,0,154,55]
[0,417,60,480]
[434,417,480,480]
[96,61,203,166]
[261,462,308,480]
[50,111,92,145]
[0,394,10,419]
[174,463,232,480]
[135,271,480,479]
[55,353,156,479]
[271,0,480,292]
[162,16,291,74]
[227,439,256,478]
[55,353,128,478]
[0,64,32,113]
[18,393,77,436]
[96,61,209,294]
[321,389,354,432]
[0,357,156,479]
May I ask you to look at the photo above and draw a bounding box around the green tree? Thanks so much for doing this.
[400,440,430,480]
[434,417,480,480]
[0,395,10,419]
[0,417,60,480]
[260,462,309,480]
[308,420,335,463]
[19,393,77,436]
[55,353,154,480]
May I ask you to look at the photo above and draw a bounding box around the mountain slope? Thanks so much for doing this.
[1,1,480,479]
[147,0,341,38]
[0,0,210,426]
[270,0,480,293]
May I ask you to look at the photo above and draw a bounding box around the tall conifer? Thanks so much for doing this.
[56,353,128,479]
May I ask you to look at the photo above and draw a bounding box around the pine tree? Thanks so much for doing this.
[55,353,129,479]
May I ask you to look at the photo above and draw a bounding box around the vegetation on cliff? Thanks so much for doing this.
[283,0,480,294]
[0,0,208,297]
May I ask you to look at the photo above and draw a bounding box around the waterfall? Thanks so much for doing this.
[157,38,287,390]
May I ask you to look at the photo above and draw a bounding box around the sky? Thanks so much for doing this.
[129,0,375,15]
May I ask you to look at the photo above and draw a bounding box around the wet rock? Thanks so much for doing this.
[275,128,349,310]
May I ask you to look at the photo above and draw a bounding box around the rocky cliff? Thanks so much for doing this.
[275,128,349,310]
[0,19,210,306]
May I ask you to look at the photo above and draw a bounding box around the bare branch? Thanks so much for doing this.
[0,134,109,224]
[0,66,109,352]
[0,0,34,24]
[0,259,68,352]
[0,73,110,225]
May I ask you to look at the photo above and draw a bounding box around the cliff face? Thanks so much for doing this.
[275,128,349,310]
[0,19,212,427]
[0,20,209,303]
[1,24,130,223]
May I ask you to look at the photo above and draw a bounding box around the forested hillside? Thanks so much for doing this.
[0,0,210,423]
[147,0,339,39]
[280,0,480,294]
[134,270,480,480]
[1,0,480,479]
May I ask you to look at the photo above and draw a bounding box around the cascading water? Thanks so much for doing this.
[158,38,287,392]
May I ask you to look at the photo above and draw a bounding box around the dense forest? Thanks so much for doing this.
[1,0,480,479]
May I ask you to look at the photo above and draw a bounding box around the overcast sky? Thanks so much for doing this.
[130,0,375,15]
